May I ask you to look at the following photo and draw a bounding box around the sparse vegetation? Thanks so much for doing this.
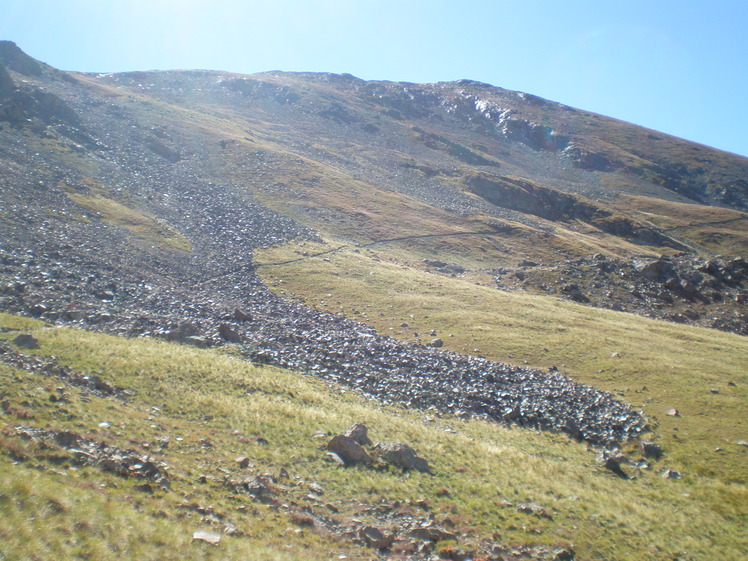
[66,191,192,251]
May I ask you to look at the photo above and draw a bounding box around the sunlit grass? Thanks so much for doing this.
[1,313,746,559]
[255,242,748,486]
[66,192,192,251]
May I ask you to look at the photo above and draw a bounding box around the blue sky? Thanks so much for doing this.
[2,0,747,157]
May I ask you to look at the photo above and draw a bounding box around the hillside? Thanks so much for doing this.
[1,41,747,560]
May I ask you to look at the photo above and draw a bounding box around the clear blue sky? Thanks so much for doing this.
[2,0,747,157]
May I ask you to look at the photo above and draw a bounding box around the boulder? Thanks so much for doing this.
[218,323,242,343]
[640,441,663,460]
[375,442,431,473]
[233,308,251,321]
[165,322,203,343]
[326,434,371,466]
[632,257,674,282]
[12,333,39,349]
[343,423,372,446]
[596,449,629,478]
[359,526,394,549]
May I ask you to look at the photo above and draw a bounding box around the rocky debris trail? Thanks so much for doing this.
[495,253,748,335]
[0,116,644,449]
[12,425,170,486]
[1,243,645,448]
[0,340,127,398]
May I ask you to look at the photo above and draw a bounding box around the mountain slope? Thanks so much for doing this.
[1,41,747,560]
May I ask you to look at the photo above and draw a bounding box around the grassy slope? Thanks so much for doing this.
[609,194,748,256]
[3,72,746,560]
[255,242,748,485]
[1,314,746,560]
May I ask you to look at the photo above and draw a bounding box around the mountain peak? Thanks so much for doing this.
[0,40,43,76]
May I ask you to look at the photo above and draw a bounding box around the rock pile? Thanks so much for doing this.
[0,241,645,447]
[14,425,170,485]
[495,253,748,334]
[326,424,432,473]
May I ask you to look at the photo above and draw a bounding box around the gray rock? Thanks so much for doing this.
[12,333,39,349]
[375,442,430,473]
[218,323,242,342]
[192,530,221,546]
[660,468,682,479]
[343,423,372,446]
[359,526,394,549]
[633,257,674,282]
[406,526,457,543]
[516,502,553,519]
[597,449,629,478]
[183,336,212,348]
[165,322,203,343]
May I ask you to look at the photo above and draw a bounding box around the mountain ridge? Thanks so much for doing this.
[1,41,747,560]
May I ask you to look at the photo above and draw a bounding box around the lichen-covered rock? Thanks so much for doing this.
[375,442,430,473]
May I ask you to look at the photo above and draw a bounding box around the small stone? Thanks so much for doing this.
[666,408,680,417]
[192,530,221,546]
[235,456,250,469]
[661,468,682,479]
[597,449,629,479]
[640,441,663,460]
[516,502,553,519]
[406,526,457,543]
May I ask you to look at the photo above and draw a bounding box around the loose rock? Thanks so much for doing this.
[327,434,371,466]
[374,442,431,473]
[12,333,39,349]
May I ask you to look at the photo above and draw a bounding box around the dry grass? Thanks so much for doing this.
[0,313,746,559]
[255,241,748,486]
[66,191,192,251]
